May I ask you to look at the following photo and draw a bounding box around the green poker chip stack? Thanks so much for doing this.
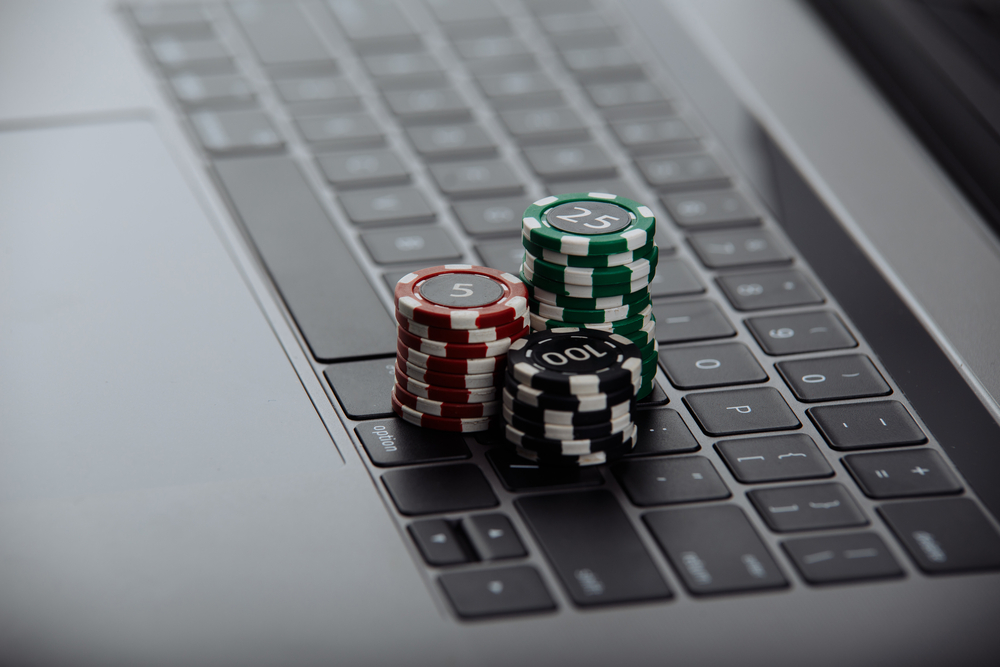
[520,192,660,399]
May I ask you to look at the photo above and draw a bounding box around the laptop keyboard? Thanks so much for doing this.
[123,0,1000,618]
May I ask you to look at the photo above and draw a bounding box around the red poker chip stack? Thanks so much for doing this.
[392,264,530,432]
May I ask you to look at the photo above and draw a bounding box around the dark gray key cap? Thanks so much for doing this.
[547,179,638,201]
[454,36,530,61]
[750,483,868,532]
[214,156,395,360]
[361,225,462,264]
[651,300,735,344]
[231,1,334,70]
[325,357,395,419]
[659,342,767,389]
[274,76,356,106]
[362,52,442,79]
[611,117,698,154]
[454,197,530,236]
[383,88,472,124]
[295,113,383,149]
[475,238,527,275]
[549,26,620,50]
[718,269,823,311]
[560,46,643,81]
[382,464,498,515]
[776,355,891,402]
[716,434,833,483]
[516,491,672,606]
[500,107,589,144]
[747,311,857,355]
[354,417,470,467]
[190,109,283,155]
[689,229,792,269]
[427,0,504,22]
[636,152,728,191]
[647,259,703,298]
[878,498,1000,573]
[406,123,497,161]
[783,533,903,584]
[627,409,701,457]
[429,160,524,199]
[327,0,418,44]
[170,73,254,106]
[439,566,556,618]
[149,36,231,71]
[409,519,471,565]
[662,189,760,229]
[539,10,606,33]
[466,54,539,75]
[486,447,603,491]
[523,143,617,182]
[318,149,409,189]
[808,401,926,451]
[844,449,962,498]
[644,505,788,595]
[684,387,800,436]
[586,82,672,118]
[462,514,527,560]
[441,16,512,39]
[339,187,435,226]
[614,457,730,506]
[476,71,564,108]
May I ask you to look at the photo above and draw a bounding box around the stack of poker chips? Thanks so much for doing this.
[519,193,659,399]
[392,264,529,432]
[502,329,642,466]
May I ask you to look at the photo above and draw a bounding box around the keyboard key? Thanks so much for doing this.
[808,401,927,451]
[637,380,669,407]
[549,26,620,50]
[170,73,254,107]
[426,0,504,23]
[522,143,617,182]
[661,189,760,229]
[339,187,435,226]
[547,179,638,201]
[776,355,891,402]
[636,152,728,191]
[274,76,357,106]
[717,269,823,310]
[610,117,698,154]
[585,81,671,115]
[327,0,419,45]
[878,498,1000,573]
[560,46,644,81]
[317,149,409,189]
[324,357,396,419]
[746,311,857,355]
[716,434,833,483]
[749,483,868,532]
[361,225,463,264]
[453,197,531,236]
[439,566,556,618]
[643,505,788,595]
[405,123,497,161]
[382,464,498,515]
[362,52,442,79]
[486,447,604,491]
[409,519,471,565]
[462,514,527,560]
[844,449,962,498]
[215,156,398,361]
[355,417,470,467]
[651,300,735,344]
[428,160,524,199]
[465,53,539,75]
[539,10,606,33]
[455,36,531,60]
[614,457,730,506]
[647,259,703,298]
[689,229,792,269]
[149,37,231,71]
[516,491,672,606]
[783,533,903,585]
[475,238,528,275]
[683,387,800,436]
[499,107,589,144]
[231,1,334,70]
[294,113,383,149]
[190,110,283,155]
[627,409,701,457]
[476,71,564,108]
[658,342,767,389]
[384,88,472,124]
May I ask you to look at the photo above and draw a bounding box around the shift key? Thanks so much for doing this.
[515,491,671,606]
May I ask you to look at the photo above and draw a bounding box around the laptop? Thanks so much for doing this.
[2,0,999,664]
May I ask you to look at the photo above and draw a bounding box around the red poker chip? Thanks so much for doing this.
[391,394,493,432]
[394,264,528,330]
[394,363,498,404]
[397,339,508,374]
[399,358,503,389]
[392,383,499,420]
[394,310,529,343]
[397,325,528,359]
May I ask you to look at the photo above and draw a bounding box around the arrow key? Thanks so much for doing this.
[462,513,527,561]
[408,519,471,566]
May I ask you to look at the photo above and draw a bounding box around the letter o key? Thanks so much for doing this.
[695,359,721,370]
[801,374,826,384]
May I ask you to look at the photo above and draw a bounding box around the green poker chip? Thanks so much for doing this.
[522,237,656,269]
[524,245,659,286]
[529,294,652,323]
[530,305,653,336]
[527,281,649,309]
[521,193,656,256]
[522,263,655,298]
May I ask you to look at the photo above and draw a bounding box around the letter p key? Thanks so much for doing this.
[726,405,752,414]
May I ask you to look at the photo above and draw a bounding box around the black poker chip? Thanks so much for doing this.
[503,375,635,412]
[512,425,638,466]
[505,423,636,456]
[501,388,635,426]
[507,329,642,396]
[502,404,632,441]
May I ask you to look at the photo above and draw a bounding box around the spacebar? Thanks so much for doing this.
[214,155,395,361]
[515,490,672,606]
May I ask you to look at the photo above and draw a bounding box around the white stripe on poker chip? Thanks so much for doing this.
[568,375,600,394]
[403,361,499,389]
[443,264,473,269]
[587,192,616,199]
[621,227,648,249]
[523,264,649,297]
[532,196,558,207]
[558,235,590,255]
[522,216,541,231]
[638,206,654,218]
[610,333,633,347]
[501,272,523,285]
[397,295,421,319]
[398,272,418,285]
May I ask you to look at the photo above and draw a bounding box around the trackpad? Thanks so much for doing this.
[0,121,342,504]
